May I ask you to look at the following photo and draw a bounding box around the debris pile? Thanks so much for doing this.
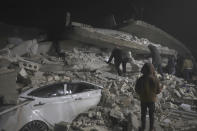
[68,22,176,57]
[68,72,197,131]
[0,22,197,131]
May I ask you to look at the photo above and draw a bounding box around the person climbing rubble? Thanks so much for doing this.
[107,46,136,76]
[135,63,162,131]
[47,11,71,58]
[182,56,193,83]
[107,46,122,76]
[122,48,139,72]
[148,44,163,77]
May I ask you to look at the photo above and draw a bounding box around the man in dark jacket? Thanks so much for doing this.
[47,11,71,57]
[107,47,135,76]
[135,63,162,131]
[148,44,163,76]
[166,55,176,75]
[107,47,123,75]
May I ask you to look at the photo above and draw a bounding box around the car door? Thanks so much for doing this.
[28,83,77,125]
[69,82,102,115]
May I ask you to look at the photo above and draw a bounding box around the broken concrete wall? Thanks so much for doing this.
[119,20,191,57]
[40,64,65,73]
[68,23,149,54]
[68,22,176,57]
[0,69,18,104]
[19,59,40,71]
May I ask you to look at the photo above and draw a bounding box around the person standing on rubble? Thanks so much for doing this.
[48,11,71,57]
[148,44,163,77]
[181,56,193,83]
[107,47,136,76]
[107,46,123,76]
[135,63,162,131]
[166,55,176,75]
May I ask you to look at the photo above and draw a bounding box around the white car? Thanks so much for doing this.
[0,81,103,131]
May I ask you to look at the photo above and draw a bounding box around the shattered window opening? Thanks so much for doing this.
[67,83,97,94]
[28,83,65,98]
[28,82,98,98]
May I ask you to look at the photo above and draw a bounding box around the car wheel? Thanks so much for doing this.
[20,120,48,131]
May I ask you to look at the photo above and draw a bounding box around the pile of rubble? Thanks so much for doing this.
[67,72,197,131]
[48,45,196,131]
[0,22,197,131]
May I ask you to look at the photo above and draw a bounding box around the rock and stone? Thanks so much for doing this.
[40,64,65,73]
[174,89,182,98]
[54,75,60,81]
[47,76,54,82]
[110,109,124,120]
[19,59,40,71]
[11,39,38,56]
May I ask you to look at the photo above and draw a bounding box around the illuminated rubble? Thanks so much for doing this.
[0,22,197,131]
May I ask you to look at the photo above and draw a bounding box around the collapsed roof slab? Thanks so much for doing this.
[66,22,176,57]
[119,20,191,57]
[67,26,148,55]
[119,20,197,73]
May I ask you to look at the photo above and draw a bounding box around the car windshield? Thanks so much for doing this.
[28,83,64,98]
[28,82,99,98]
[67,83,97,94]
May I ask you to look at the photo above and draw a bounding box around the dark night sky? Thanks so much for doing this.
[0,0,197,57]
[142,0,197,58]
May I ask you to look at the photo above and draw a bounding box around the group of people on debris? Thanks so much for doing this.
[45,12,194,130]
[107,44,194,131]
[106,45,162,131]
[107,44,194,82]
[46,11,194,84]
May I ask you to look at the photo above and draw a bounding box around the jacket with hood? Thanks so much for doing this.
[135,63,162,102]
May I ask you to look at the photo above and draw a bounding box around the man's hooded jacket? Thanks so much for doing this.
[135,63,162,102]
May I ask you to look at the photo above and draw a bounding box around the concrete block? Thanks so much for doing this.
[19,60,40,71]
[110,109,124,120]
[11,39,38,56]
[40,64,65,73]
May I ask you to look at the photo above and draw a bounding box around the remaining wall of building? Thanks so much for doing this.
[0,69,18,104]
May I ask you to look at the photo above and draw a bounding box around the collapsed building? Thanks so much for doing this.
[0,21,197,131]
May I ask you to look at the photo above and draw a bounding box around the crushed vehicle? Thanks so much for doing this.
[0,81,103,131]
